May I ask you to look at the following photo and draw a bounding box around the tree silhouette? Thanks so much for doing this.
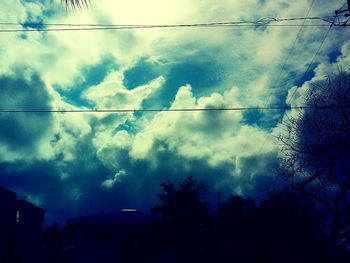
[278,71,350,245]
[219,195,256,225]
[253,190,349,263]
[151,176,209,222]
[151,176,209,262]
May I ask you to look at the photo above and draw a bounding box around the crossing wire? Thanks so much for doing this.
[0,16,345,33]
[0,105,348,113]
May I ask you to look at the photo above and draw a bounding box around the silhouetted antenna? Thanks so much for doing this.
[217,191,221,212]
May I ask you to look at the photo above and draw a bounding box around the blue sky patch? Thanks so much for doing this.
[56,57,119,107]
[113,119,139,135]
[295,64,317,87]
[123,58,163,90]
[328,50,341,63]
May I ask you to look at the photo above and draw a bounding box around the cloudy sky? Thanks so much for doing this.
[0,0,349,224]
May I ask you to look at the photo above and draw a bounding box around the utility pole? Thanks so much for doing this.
[217,191,221,212]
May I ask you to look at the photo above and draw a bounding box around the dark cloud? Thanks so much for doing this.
[0,135,112,224]
[97,136,281,213]
[0,68,280,226]
[0,70,53,153]
[233,152,284,197]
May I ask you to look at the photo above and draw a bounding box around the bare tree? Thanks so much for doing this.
[278,70,350,245]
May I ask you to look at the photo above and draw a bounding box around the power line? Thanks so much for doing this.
[262,0,317,113]
[277,2,340,144]
[265,1,344,157]
[0,25,333,33]
[0,105,348,114]
[254,0,317,157]
[0,16,335,27]
[286,19,335,106]
[284,1,344,106]
[276,0,316,87]
[0,17,345,33]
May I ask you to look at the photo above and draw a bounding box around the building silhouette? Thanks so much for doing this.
[0,186,45,263]
[65,209,157,263]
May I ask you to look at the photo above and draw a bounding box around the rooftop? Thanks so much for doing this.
[67,209,154,225]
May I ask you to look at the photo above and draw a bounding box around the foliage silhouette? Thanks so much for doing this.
[219,195,256,225]
[151,176,209,262]
[33,177,350,263]
[151,175,209,223]
[204,191,348,263]
[149,177,349,262]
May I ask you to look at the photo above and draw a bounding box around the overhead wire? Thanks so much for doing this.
[0,25,334,33]
[285,18,336,106]
[268,0,316,127]
[286,1,348,107]
[0,105,348,114]
[0,16,336,27]
[0,16,347,33]
[257,0,317,127]
[258,0,315,188]
[273,1,346,187]
[0,7,346,116]
[253,0,318,162]
[275,0,317,91]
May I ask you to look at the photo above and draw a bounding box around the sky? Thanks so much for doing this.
[0,0,349,224]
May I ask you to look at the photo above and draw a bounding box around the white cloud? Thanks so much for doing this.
[1,0,349,221]
[96,0,194,24]
[128,84,275,169]
[101,169,127,189]
[83,71,165,109]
